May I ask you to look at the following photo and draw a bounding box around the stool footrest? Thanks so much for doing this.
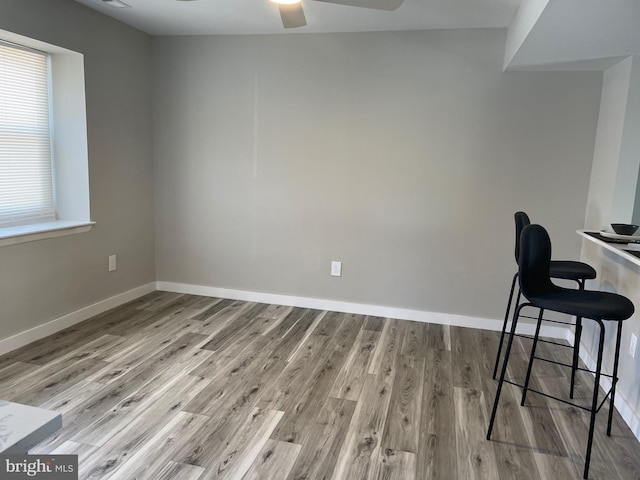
[518,314,577,327]
[532,355,614,379]
[511,334,573,350]
[502,379,614,414]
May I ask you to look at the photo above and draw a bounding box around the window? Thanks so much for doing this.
[0,30,93,246]
[0,41,55,227]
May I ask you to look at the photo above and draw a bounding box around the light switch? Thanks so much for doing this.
[331,261,342,277]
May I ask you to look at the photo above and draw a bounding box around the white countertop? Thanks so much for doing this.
[0,400,62,453]
[578,230,640,268]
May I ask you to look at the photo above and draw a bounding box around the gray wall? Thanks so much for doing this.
[0,0,155,339]
[153,29,602,319]
[582,56,640,435]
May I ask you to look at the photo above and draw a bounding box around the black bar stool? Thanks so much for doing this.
[487,224,634,479]
[493,212,596,399]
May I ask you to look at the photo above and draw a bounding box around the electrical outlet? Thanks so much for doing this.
[108,254,117,272]
[331,261,342,277]
[630,334,638,358]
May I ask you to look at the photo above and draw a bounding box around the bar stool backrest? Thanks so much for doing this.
[519,224,555,298]
[514,211,531,264]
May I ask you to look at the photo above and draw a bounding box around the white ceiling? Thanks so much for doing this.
[505,0,640,71]
[72,0,522,36]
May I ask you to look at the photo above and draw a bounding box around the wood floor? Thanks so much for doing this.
[1,292,640,479]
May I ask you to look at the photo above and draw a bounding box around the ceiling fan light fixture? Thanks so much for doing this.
[270,0,302,5]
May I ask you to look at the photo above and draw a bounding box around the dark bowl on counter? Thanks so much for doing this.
[611,223,639,235]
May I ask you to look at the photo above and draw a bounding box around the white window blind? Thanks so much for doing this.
[0,41,54,226]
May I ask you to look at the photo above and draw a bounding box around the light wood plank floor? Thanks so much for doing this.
[1,292,639,479]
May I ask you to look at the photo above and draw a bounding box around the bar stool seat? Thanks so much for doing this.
[487,223,634,479]
[549,260,597,280]
[531,289,633,321]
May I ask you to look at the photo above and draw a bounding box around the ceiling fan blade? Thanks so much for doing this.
[314,0,403,11]
[279,4,307,28]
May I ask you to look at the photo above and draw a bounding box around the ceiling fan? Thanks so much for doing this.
[271,0,404,29]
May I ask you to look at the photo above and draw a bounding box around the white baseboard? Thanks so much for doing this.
[0,282,156,356]
[566,330,640,442]
[155,281,569,339]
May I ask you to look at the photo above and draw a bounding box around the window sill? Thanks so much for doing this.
[0,220,95,247]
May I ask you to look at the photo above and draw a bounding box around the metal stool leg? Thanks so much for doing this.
[570,316,583,399]
[493,272,519,379]
[584,319,606,480]
[488,302,525,440]
[607,321,623,436]
[521,308,544,406]
[570,279,585,399]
